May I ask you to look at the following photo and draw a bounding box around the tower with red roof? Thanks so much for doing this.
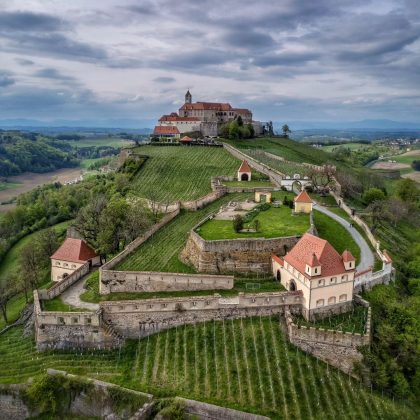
[294,190,313,213]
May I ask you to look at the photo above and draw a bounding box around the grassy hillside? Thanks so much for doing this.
[129,146,241,202]
[116,193,251,272]
[0,318,416,419]
[223,137,337,165]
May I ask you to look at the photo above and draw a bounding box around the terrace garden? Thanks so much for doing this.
[0,318,415,419]
[197,200,310,240]
[129,145,242,202]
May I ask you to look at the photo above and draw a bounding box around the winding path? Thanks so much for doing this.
[60,271,99,311]
[313,204,374,272]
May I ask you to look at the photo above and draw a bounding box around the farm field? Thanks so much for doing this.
[61,136,134,148]
[0,181,21,191]
[115,193,251,272]
[0,318,416,419]
[223,180,273,188]
[129,146,241,202]
[223,137,335,165]
[198,205,310,240]
[322,142,369,152]
[313,210,361,264]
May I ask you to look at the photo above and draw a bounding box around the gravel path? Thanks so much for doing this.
[60,271,99,311]
[314,204,374,272]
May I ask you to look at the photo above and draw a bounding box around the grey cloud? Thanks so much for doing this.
[153,77,176,83]
[15,58,35,66]
[34,68,76,81]
[0,72,15,87]
[0,11,65,31]
[253,51,319,67]
[223,30,275,48]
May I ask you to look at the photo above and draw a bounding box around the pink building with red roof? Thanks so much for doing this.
[272,233,356,319]
[50,238,100,282]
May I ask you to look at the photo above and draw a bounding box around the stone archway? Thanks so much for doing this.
[289,279,297,291]
[292,180,302,193]
[276,269,281,282]
[241,173,249,181]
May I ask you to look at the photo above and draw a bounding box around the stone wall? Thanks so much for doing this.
[101,291,303,338]
[178,397,270,420]
[100,271,234,295]
[181,228,300,274]
[33,290,120,351]
[223,143,284,186]
[181,189,225,210]
[0,386,30,420]
[285,306,371,374]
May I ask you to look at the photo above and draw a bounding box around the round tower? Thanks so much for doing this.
[185,90,192,104]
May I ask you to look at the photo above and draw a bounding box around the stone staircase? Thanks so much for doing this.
[96,308,124,344]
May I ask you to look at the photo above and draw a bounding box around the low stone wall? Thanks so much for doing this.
[181,189,225,210]
[285,305,371,374]
[178,397,270,420]
[181,228,300,274]
[101,291,303,338]
[354,266,394,293]
[45,262,90,299]
[100,271,234,295]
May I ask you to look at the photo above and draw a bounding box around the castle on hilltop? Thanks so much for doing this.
[154,90,266,138]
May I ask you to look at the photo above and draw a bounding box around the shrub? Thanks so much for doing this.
[362,188,385,205]
[233,215,244,232]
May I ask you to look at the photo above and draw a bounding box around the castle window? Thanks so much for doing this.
[63,263,68,267]
[330,277,337,283]
[161,303,167,308]
[72,317,78,324]
[316,299,324,307]
[252,298,256,303]
[328,296,336,305]
[86,318,91,324]
[71,264,76,269]
[147,304,153,309]
[339,294,347,302]
[342,275,348,281]
[191,301,197,307]
[205,300,210,306]
[315,268,318,274]
[58,317,65,324]
[56,262,60,266]
[318,279,324,286]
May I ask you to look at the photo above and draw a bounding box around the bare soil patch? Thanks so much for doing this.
[400,150,420,157]
[402,171,420,183]
[0,167,83,211]
[371,161,410,170]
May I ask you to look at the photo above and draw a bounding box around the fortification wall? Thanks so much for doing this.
[100,271,234,295]
[285,304,371,374]
[33,290,119,351]
[181,189,225,210]
[101,292,302,338]
[181,229,300,273]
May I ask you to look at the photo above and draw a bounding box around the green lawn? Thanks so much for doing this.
[129,146,242,202]
[0,220,72,287]
[313,210,361,265]
[198,205,310,240]
[115,193,252,272]
[81,271,284,304]
[0,181,21,191]
[41,297,87,312]
[223,180,273,188]
[0,319,416,419]
[322,143,369,153]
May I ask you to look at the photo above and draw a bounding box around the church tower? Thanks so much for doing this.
[185,90,192,104]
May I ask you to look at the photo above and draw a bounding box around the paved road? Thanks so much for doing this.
[313,204,374,272]
[61,272,99,311]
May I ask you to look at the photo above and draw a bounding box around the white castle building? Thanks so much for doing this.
[154,91,264,137]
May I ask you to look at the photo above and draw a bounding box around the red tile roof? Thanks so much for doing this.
[180,136,193,142]
[159,115,200,122]
[284,233,353,279]
[233,108,252,115]
[153,125,180,135]
[238,160,251,173]
[308,252,321,267]
[180,102,233,111]
[51,238,98,263]
[272,254,284,266]
[294,190,312,203]
[342,249,355,262]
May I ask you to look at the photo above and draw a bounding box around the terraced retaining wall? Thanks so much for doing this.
[100,271,234,294]
[100,291,303,338]
[181,229,301,274]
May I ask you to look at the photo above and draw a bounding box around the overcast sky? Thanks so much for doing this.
[0,0,419,126]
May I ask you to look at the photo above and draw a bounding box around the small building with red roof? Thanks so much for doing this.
[237,160,252,181]
[294,190,313,214]
[50,238,100,282]
[153,125,180,139]
[272,233,356,319]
